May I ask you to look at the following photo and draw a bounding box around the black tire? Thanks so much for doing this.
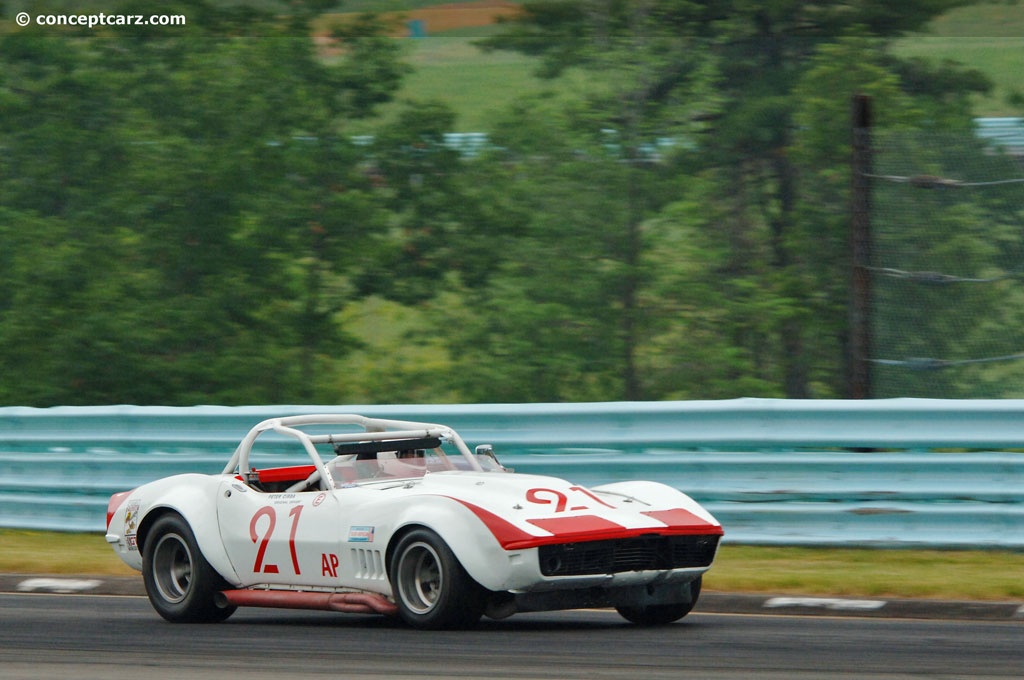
[389,529,486,630]
[616,575,702,626]
[142,513,236,623]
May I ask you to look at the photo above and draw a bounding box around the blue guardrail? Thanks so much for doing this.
[1,399,1022,548]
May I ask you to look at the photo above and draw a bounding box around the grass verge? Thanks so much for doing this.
[707,545,1024,601]
[2,529,1022,601]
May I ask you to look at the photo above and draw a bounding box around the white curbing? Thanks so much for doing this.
[16,577,103,594]
[764,597,888,611]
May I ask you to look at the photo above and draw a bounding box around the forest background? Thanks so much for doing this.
[2,0,1023,407]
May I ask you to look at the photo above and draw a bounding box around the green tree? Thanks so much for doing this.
[482,0,991,399]
[476,3,717,400]
[424,98,687,402]
[0,3,408,405]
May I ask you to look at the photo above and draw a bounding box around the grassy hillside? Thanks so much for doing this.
[892,2,1024,116]
[924,1,1024,36]
[7,2,1016,120]
[350,36,593,132]
[374,1,1024,125]
[890,37,1024,115]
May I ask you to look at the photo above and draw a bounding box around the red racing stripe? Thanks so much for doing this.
[527,515,623,537]
[452,498,722,550]
[448,498,537,548]
[642,508,721,532]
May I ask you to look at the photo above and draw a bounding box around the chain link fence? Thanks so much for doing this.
[868,120,1024,397]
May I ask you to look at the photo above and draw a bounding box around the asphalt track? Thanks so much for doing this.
[1,587,1021,680]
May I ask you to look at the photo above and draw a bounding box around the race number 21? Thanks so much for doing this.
[526,486,615,512]
[249,505,303,575]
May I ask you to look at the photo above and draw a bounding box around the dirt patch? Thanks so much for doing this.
[319,1,521,37]
[401,1,521,34]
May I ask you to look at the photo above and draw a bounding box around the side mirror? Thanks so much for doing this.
[474,444,510,472]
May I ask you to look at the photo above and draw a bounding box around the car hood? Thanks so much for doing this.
[411,470,722,549]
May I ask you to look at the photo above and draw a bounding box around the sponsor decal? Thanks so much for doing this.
[348,526,375,543]
[312,492,327,507]
[124,500,140,551]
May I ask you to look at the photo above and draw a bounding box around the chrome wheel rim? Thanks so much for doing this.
[151,533,193,604]
[396,541,443,614]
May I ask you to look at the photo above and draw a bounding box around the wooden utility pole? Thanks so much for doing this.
[849,94,873,399]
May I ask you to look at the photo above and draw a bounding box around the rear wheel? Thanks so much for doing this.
[142,513,236,623]
[616,576,702,626]
[390,529,485,630]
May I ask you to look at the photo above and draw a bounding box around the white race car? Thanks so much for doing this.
[105,414,722,629]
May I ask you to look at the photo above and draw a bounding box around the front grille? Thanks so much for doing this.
[538,534,720,577]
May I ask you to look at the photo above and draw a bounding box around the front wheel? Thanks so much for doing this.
[142,513,236,623]
[616,576,702,626]
[389,529,485,630]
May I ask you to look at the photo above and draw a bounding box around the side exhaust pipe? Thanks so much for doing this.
[217,589,399,616]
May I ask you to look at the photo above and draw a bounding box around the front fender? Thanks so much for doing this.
[592,480,721,527]
[383,496,522,592]
[111,474,241,586]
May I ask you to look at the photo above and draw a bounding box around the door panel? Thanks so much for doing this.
[216,482,343,588]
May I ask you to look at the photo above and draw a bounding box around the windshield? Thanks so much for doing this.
[230,415,510,490]
[328,442,505,486]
